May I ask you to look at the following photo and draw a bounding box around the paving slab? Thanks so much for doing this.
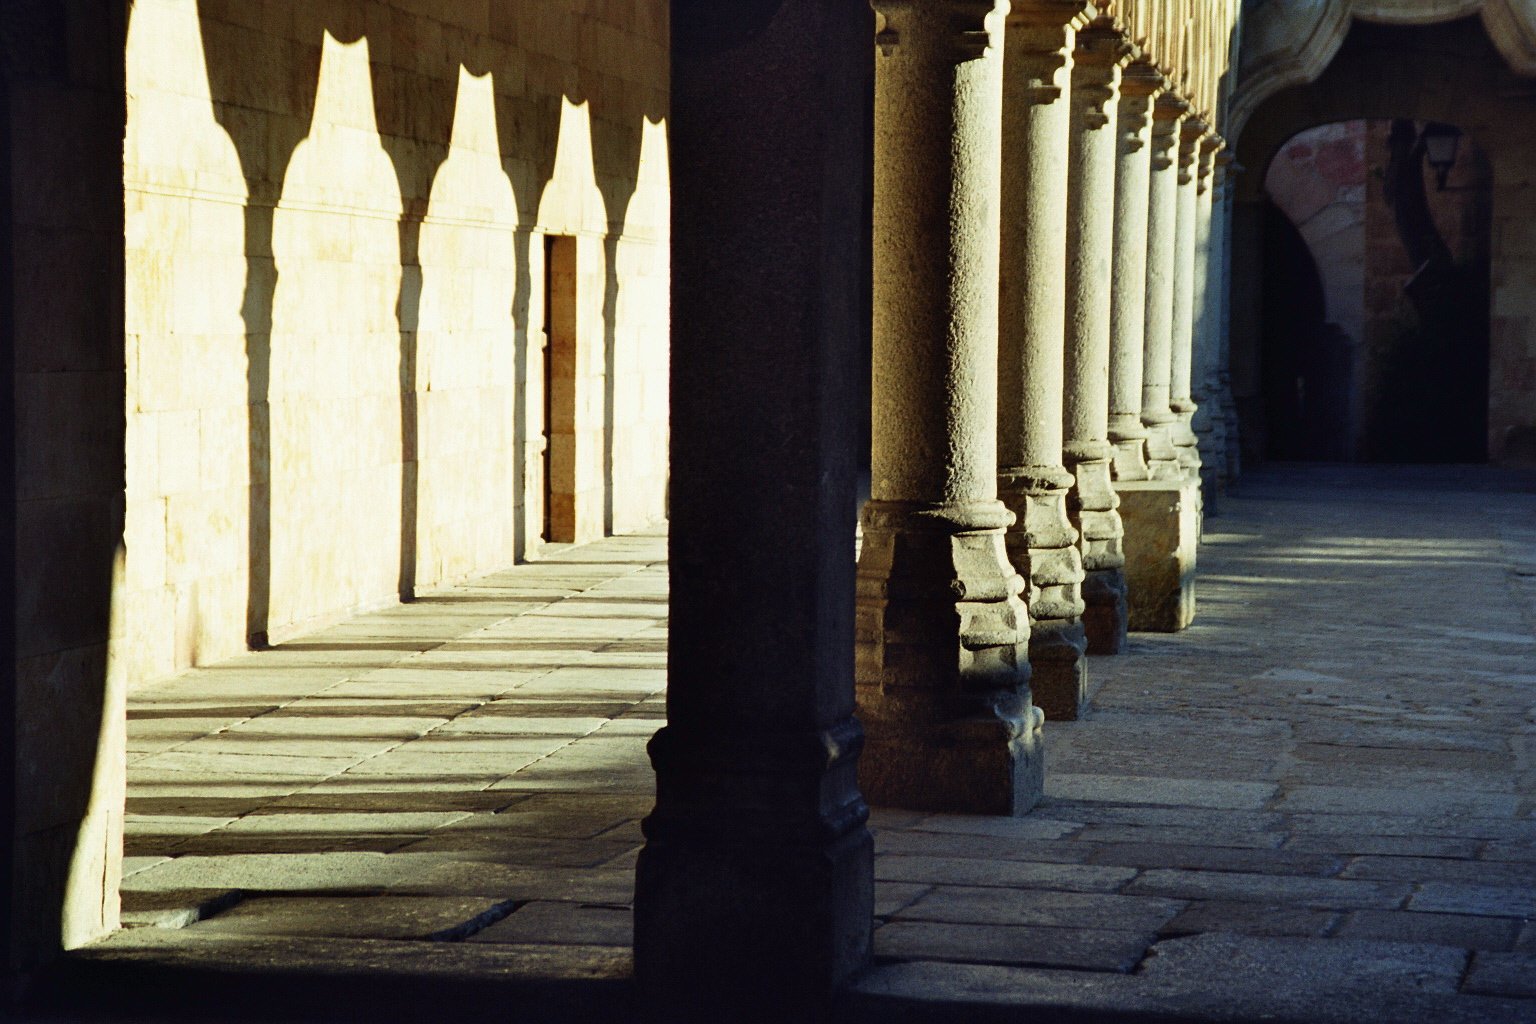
[1125,868,1411,909]
[875,856,1136,892]
[96,473,1536,1023]
[1462,952,1536,998]
[874,921,1157,972]
[1158,899,1338,938]
[1334,909,1521,950]
[892,886,1183,932]
[1408,882,1536,917]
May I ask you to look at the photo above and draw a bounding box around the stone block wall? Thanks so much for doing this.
[122,0,669,681]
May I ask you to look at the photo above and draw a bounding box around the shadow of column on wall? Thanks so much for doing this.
[493,86,561,559]
[369,56,456,601]
[196,5,323,647]
[592,115,648,538]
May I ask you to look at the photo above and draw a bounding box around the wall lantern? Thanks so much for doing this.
[1420,122,1462,191]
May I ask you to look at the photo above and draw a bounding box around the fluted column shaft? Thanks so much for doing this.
[1192,138,1228,503]
[1063,20,1132,658]
[857,0,1042,815]
[1141,90,1186,479]
[997,0,1093,721]
[1108,61,1163,481]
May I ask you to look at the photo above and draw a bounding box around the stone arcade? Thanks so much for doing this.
[5,0,1536,1021]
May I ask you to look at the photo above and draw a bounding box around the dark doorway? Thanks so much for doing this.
[542,235,578,543]
[1259,119,1492,463]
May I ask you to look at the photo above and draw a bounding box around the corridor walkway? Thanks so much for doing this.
[38,467,1536,1023]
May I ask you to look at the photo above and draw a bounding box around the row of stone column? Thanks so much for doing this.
[855,3,1240,815]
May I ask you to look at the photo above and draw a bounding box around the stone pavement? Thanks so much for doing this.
[25,466,1536,1023]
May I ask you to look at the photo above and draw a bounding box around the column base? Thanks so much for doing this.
[636,720,873,1018]
[1082,566,1128,655]
[1143,420,1183,480]
[1109,433,1151,481]
[1116,477,1199,632]
[860,700,1044,814]
[1030,618,1088,720]
[1199,464,1222,518]
[855,500,1041,815]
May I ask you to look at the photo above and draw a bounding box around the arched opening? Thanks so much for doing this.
[1258,118,1493,463]
[1230,16,1536,467]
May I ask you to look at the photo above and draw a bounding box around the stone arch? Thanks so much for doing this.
[1229,17,1536,461]
[1232,0,1536,137]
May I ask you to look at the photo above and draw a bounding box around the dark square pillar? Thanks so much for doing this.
[633,1,874,1019]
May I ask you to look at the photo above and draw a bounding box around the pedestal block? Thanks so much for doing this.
[1000,472,1088,722]
[1069,452,1129,655]
[856,502,1044,814]
[1117,477,1199,632]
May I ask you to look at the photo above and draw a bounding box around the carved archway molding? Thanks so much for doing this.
[1232,0,1536,138]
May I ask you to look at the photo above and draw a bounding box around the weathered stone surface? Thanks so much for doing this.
[1088,842,1344,876]
[1116,478,1199,631]
[1159,900,1338,938]
[1126,869,1410,909]
[468,901,630,947]
[1342,856,1536,888]
[1336,910,1521,950]
[876,857,1134,893]
[892,886,1182,933]
[1462,952,1536,997]
[875,920,1156,973]
[1409,883,1536,918]
[1045,772,1275,809]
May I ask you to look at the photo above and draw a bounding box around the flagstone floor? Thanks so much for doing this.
[33,465,1536,1023]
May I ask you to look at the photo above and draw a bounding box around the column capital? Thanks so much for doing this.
[1114,60,1164,153]
[1070,21,1134,129]
[873,0,1009,63]
[1196,133,1223,193]
[1176,116,1207,185]
[1149,90,1186,170]
[1003,2,1095,102]
[1005,0,1094,29]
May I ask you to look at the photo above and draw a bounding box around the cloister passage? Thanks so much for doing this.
[19,464,1536,1024]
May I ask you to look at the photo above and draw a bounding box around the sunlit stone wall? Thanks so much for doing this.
[122,0,669,684]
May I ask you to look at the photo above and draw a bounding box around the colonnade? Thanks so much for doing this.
[854,0,1240,809]
[644,0,1239,1014]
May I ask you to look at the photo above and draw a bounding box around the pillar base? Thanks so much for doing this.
[636,815,873,1019]
[855,500,1041,815]
[1199,464,1222,518]
[1030,618,1088,720]
[860,700,1044,815]
[1082,566,1129,655]
[1116,477,1199,631]
[1143,420,1183,480]
[1064,452,1127,659]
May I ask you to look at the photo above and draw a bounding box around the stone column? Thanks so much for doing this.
[1063,20,1132,659]
[856,0,1042,814]
[1218,156,1244,486]
[1117,86,1200,634]
[1140,89,1187,479]
[1169,116,1208,482]
[996,0,1093,721]
[1107,60,1163,482]
[635,2,873,1016]
[1192,137,1229,508]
